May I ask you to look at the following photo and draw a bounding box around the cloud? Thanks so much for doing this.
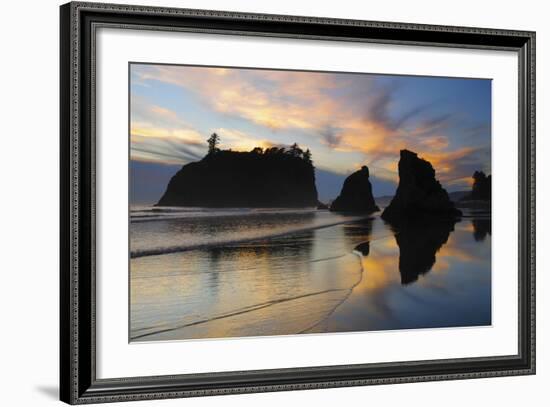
[130,95,206,164]
[363,81,398,130]
[131,132,205,165]
[131,95,188,129]
[212,128,274,151]
[133,65,344,131]
[392,102,439,130]
[319,126,343,148]
[132,65,490,190]
[314,83,486,190]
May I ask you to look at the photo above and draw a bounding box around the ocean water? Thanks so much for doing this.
[130,206,491,342]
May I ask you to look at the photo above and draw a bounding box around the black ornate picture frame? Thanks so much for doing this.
[60,2,535,404]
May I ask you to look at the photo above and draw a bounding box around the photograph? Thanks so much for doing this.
[129,63,492,342]
[55,2,536,404]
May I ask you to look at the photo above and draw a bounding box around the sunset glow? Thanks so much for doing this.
[130,63,491,201]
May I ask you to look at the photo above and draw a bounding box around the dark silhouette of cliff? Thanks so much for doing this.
[329,166,379,213]
[394,219,455,285]
[469,171,492,201]
[156,145,318,207]
[382,150,462,224]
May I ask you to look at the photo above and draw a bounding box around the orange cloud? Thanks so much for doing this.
[134,65,346,131]
[212,128,274,151]
[130,96,206,164]
[133,65,489,188]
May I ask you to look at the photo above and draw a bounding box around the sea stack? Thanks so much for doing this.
[330,166,379,213]
[381,149,462,224]
[470,171,492,201]
[157,148,318,208]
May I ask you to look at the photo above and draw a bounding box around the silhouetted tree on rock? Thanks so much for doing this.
[303,149,312,165]
[289,143,303,158]
[207,133,220,154]
[250,147,264,155]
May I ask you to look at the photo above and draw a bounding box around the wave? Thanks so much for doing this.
[130,215,372,258]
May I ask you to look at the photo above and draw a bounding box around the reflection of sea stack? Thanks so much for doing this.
[382,150,462,224]
[330,166,379,213]
[157,148,318,207]
[345,218,374,256]
[472,218,491,241]
[395,220,454,285]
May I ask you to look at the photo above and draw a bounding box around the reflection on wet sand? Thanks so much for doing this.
[345,218,374,256]
[308,215,491,334]
[131,212,491,341]
[393,220,456,285]
[131,229,366,340]
[472,218,492,241]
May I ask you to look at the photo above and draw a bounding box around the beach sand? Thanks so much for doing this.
[130,208,491,342]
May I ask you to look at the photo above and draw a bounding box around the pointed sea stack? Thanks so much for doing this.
[381,150,462,224]
[330,166,379,213]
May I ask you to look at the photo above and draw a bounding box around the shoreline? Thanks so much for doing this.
[130,213,377,259]
[130,213,491,341]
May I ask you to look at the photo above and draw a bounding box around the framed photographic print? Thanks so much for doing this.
[60,1,536,404]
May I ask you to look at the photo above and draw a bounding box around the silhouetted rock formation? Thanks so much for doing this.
[344,218,373,256]
[472,218,492,241]
[329,166,379,213]
[394,219,454,285]
[157,147,318,207]
[469,171,492,201]
[381,150,462,224]
[354,242,371,256]
[346,218,373,255]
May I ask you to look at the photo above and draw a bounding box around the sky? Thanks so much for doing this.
[130,63,491,204]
